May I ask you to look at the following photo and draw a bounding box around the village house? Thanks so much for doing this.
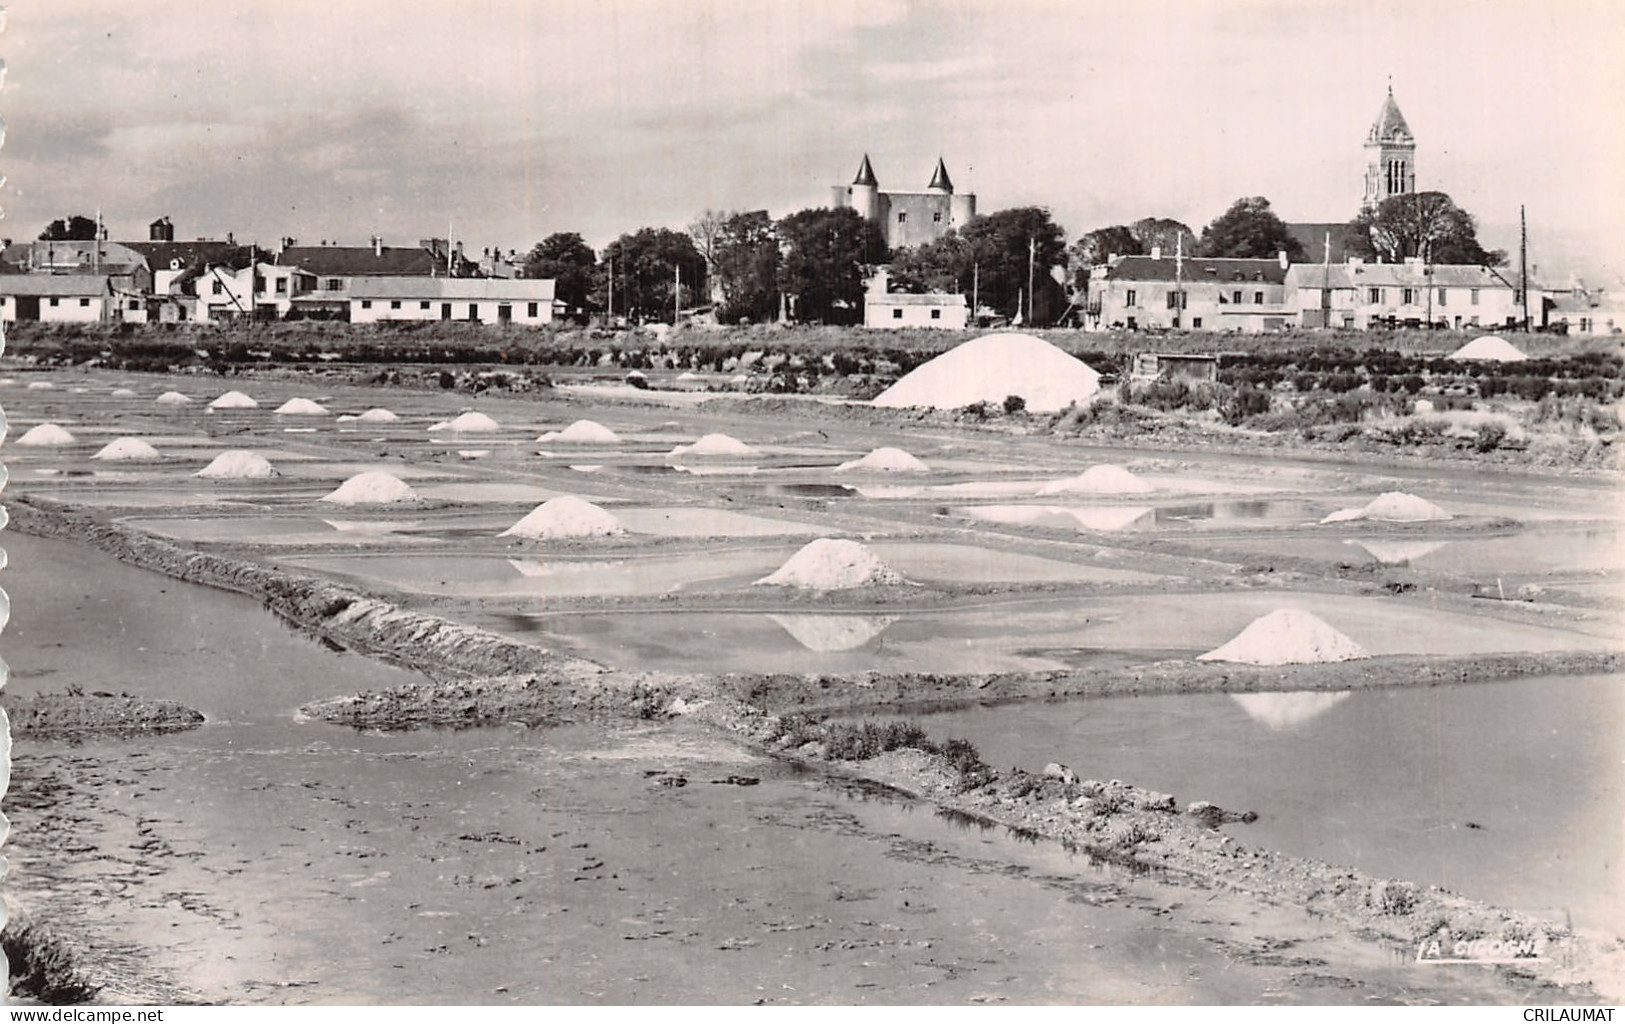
[1547,286,1625,336]
[0,238,152,294]
[277,239,444,318]
[1285,258,1519,330]
[861,266,968,330]
[0,274,117,323]
[346,276,557,325]
[1086,253,1291,333]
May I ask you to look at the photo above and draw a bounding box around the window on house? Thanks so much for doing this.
[275,279,287,294]
[1437,288,1447,306]
[897,212,907,224]
[1254,291,1264,304]
[1126,289,1137,307]
[129,301,139,310]
[1232,290,1242,304]
[933,212,942,223]
[930,308,941,319]
[326,278,342,291]
[361,300,372,309]
[1192,317,1202,329]
[527,302,538,317]
[892,308,903,319]
[49,298,59,307]
[1402,288,1415,305]
[1368,287,1382,304]
[421,301,431,310]
[1471,288,1480,305]
[79,298,90,307]
[1126,316,1137,329]
[390,300,402,309]
[254,275,266,292]
[1165,290,1186,310]
[212,281,224,295]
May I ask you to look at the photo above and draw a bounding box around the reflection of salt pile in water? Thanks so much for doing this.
[91,437,163,461]
[1230,691,1352,730]
[275,397,330,415]
[195,450,278,479]
[1197,608,1368,666]
[507,558,546,578]
[16,423,76,447]
[208,390,258,410]
[1348,538,1449,564]
[430,411,501,434]
[500,496,625,539]
[754,539,903,590]
[538,420,620,444]
[670,433,758,458]
[1067,505,1154,531]
[319,471,420,505]
[873,333,1100,413]
[1450,335,1527,362]
[1039,464,1153,495]
[1321,491,1450,524]
[111,388,137,397]
[26,381,55,390]
[769,614,896,652]
[835,447,928,473]
[155,391,193,406]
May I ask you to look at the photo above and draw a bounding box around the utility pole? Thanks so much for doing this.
[674,262,681,326]
[1174,232,1184,328]
[606,256,614,327]
[972,261,979,325]
[1520,204,1530,331]
[1027,238,1036,327]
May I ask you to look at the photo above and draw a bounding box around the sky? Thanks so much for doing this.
[3,0,1623,279]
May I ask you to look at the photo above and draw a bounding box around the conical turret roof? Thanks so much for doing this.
[927,157,953,192]
[853,154,878,187]
[1368,86,1413,143]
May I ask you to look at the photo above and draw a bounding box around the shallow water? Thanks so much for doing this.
[1210,526,1625,580]
[960,499,1334,533]
[875,674,1625,935]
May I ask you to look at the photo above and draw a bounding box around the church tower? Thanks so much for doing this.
[1363,84,1416,209]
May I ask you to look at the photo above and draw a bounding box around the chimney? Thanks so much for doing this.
[1277,250,1289,270]
[372,235,383,256]
[226,231,235,246]
[1150,246,1162,261]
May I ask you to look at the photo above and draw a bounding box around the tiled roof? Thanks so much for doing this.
[868,292,966,306]
[347,276,556,301]
[1285,262,1513,289]
[0,274,112,296]
[124,241,237,270]
[278,246,438,277]
[1104,256,1287,285]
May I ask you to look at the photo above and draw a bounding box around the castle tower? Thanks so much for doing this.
[1363,84,1416,208]
[927,157,953,195]
[849,153,880,222]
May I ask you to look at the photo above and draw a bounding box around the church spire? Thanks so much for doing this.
[927,157,953,193]
[1368,85,1413,143]
[852,154,878,187]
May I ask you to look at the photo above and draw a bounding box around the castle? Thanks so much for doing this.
[830,155,975,250]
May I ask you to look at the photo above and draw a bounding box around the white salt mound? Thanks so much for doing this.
[111,388,138,397]
[1038,464,1153,495]
[195,450,278,479]
[873,333,1101,414]
[91,437,162,461]
[1450,335,1528,362]
[440,411,500,433]
[538,420,620,444]
[1320,491,1450,525]
[208,390,257,410]
[670,433,759,458]
[1197,609,1368,666]
[500,496,625,540]
[357,408,399,423]
[26,381,54,390]
[754,538,903,591]
[835,447,929,473]
[319,471,420,505]
[275,397,329,415]
[155,391,193,406]
[16,423,76,447]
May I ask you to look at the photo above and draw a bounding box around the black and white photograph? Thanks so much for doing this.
[0,0,1620,1008]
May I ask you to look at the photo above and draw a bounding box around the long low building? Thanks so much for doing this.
[1286,259,1518,330]
[0,274,116,323]
[346,277,558,325]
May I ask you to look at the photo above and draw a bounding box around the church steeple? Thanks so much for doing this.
[1363,83,1416,209]
[927,157,953,193]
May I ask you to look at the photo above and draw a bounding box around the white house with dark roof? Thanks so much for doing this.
[0,274,116,322]
[1086,253,1292,333]
[347,277,557,325]
[1285,258,1519,330]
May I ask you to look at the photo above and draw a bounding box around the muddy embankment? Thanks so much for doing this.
[7,496,1623,1000]
[3,692,205,738]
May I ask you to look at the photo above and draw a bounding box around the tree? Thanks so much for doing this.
[598,228,706,323]
[1067,225,1143,290]
[1130,217,1196,258]
[523,232,597,310]
[775,207,887,324]
[957,206,1068,324]
[1198,196,1305,260]
[39,215,99,241]
[688,209,728,285]
[1349,191,1505,267]
[710,210,780,323]
[889,231,973,295]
